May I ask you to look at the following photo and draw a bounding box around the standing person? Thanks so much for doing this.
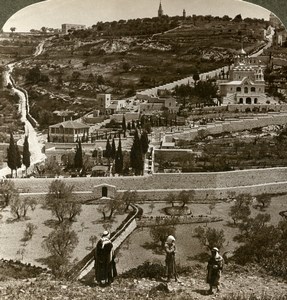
[94,231,117,286]
[164,235,178,282]
[206,247,224,294]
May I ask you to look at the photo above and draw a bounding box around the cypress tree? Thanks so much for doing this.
[74,140,83,171]
[115,138,123,175]
[122,115,126,133]
[7,133,17,177]
[23,135,30,176]
[111,138,116,160]
[104,138,112,159]
[140,130,149,154]
[130,129,143,175]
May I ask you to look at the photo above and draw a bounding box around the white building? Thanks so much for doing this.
[219,49,274,105]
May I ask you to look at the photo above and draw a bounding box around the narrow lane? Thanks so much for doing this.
[0,41,47,178]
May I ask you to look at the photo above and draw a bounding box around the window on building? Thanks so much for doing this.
[251,87,256,92]
[244,87,248,93]
[254,98,258,104]
[236,87,241,92]
[239,98,243,104]
[246,97,252,104]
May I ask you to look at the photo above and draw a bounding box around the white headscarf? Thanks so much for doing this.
[166,235,175,244]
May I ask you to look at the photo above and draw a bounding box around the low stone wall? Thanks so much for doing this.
[137,215,222,227]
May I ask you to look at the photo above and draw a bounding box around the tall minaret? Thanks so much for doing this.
[158,1,163,17]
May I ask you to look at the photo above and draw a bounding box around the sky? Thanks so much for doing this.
[3,0,272,32]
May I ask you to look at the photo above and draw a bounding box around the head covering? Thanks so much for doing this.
[212,247,219,252]
[102,230,110,238]
[166,235,175,244]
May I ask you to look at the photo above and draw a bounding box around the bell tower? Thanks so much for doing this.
[183,9,186,19]
[158,1,163,17]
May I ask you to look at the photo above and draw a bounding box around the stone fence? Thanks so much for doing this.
[164,112,287,142]
[137,66,230,96]
[137,214,223,227]
[13,167,287,201]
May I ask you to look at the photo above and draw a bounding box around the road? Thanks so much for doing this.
[0,42,47,178]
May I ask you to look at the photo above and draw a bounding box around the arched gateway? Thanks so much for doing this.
[93,184,117,200]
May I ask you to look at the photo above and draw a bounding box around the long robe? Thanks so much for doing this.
[94,238,117,283]
[164,242,177,279]
[206,253,223,287]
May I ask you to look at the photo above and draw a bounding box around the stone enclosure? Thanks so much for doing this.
[14,167,287,201]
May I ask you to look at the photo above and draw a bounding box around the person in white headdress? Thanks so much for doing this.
[164,235,177,282]
[94,231,117,285]
[206,247,223,294]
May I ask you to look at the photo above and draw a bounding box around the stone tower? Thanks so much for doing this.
[158,1,163,17]
[183,9,186,19]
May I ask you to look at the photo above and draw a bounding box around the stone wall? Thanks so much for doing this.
[137,215,222,227]
[165,113,287,141]
[14,167,287,200]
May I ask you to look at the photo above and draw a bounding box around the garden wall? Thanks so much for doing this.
[164,113,287,141]
[137,215,222,227]
[15,167,287,200]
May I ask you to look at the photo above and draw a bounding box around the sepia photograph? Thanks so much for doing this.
[0,0,286,298]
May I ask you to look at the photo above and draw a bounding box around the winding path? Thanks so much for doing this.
[0,40,47,178]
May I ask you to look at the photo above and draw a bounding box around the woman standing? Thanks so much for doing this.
[206,247,224,294]
[164,235,178,282]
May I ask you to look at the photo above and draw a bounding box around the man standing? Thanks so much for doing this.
[206,247,224,294]
[94,231,117,285]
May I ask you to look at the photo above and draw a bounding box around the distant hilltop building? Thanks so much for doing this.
[183,9,186,19]
[219,48,271,106]
[158,1,163,17]
[62,24,86,34]
[157,1,186,19]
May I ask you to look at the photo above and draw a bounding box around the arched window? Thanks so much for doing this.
[251,87,256,92]
[254,98,258,104]
[246,97,252,104]
[239,98,243,104]
[236,87,241,92]
[244,87,248,93]
[102,186,108,197]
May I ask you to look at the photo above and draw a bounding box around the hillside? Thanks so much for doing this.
[0,262,286,300]
[7,15,269,129]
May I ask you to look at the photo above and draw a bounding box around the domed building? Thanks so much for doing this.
[219,49,274,106]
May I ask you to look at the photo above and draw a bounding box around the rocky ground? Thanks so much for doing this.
[0,264,286,300]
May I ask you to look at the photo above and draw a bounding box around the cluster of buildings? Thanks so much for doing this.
[46,6,286,156]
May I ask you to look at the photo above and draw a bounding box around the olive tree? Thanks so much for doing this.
[42,222,79,277]
[194,226,226,251]
[0,180,18,208]
[45,180,82,223]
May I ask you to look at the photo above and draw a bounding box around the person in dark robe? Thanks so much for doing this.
[206,247,224,294]
[164,235,178,282]
[94,231,117,285]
